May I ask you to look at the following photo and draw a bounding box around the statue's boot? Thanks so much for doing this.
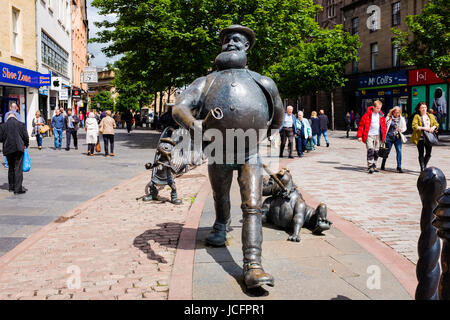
[206,193,231,247]
[205,221,229,247]
[143,183,158,202]
[242,208,274,289]
[170,190,182,205]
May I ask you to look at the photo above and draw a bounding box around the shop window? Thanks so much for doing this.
[371,43,378,71]
[12,8,20,55]
[392,2,401,26]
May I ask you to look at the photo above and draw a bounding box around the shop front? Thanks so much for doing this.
[409,68,449,132]
[358,70,409,116]
[0,62,50,133]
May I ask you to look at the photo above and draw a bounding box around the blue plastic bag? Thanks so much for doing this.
[4,156,8,168]
[23,149,31,172]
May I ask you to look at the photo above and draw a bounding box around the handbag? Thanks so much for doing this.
[420,116,439,146]
[378,142,390,159]
[40,125,50,134]
[23,149,31,172]
[95,140,101,153]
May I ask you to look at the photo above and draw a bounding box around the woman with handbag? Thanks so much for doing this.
[85,112,99,156]
[381,106,407,173]
[99,110,117,157]
[32,111,45,150]
[411,102,439,172]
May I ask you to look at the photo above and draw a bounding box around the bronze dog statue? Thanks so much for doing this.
[262,166,332,242]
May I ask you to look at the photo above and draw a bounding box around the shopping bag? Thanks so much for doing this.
[95,141,101,153]
[4,156,8,168]
[23,149,31,172]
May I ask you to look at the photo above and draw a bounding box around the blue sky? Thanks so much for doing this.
[87,0,120,67]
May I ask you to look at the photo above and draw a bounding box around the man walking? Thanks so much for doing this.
[317,109,330,147]
[0,113,29,194]
[279,105,297,158]
[5,103,22,122]
[51,109,64,150]
[64,108,80,151]
[357,100,387,174]
[125,109,133,134]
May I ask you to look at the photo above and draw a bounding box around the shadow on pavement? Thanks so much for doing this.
[133,222,183,264]
[0,183,9,191]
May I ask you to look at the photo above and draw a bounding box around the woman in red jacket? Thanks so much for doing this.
[357,100,387,174]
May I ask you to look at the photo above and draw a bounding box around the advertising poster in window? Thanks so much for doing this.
[429,83,448,131]
[411,86,426,112]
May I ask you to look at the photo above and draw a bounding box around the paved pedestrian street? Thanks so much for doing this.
[0,128,160,256]
[286,131,450,264]
[0,129,448,299]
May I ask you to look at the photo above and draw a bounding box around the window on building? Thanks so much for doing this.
[392,41,400,67]
[371,43,378,71]
[11,8,20,55]
[351,17,359,35]
[41,31,69,76]
[392,2,401,26]
[326,0,336,18]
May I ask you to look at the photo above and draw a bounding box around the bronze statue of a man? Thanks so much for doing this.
[173,25,284,289]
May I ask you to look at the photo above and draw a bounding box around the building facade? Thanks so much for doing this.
[0,0,51,135]
[71,0,88,114]
[36,0,73,121]
[299,0,438,130]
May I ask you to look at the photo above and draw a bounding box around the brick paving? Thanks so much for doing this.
[286,131,450,264]
[0,129,161,256]
[0,165,208,300]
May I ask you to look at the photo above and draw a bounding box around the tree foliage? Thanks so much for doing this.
[268,25,360,98]
[91,0,321,93]
[392,0,450,80]
[91,91,115,111]
[112,57,154,112]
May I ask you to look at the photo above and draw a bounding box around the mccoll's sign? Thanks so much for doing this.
[358,70,408,90]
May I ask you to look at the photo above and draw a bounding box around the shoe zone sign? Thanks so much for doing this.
[1,62,50,88]
[358,70,408,90]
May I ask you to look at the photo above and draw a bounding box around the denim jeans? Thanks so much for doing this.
[36,134,42,147]
[317,130,329,145]
[386,138,403,168]
[311,134,318,146]
[53,128,63,149]
[296,136,306,156]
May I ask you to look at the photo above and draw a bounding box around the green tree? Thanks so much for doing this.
[269,26,361,129]
[91,91,115,111]
[90,0,322,93]
[113,57,154,112]
[392,0,450,80]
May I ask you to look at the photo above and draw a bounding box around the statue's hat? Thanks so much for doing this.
[219,25,256,50]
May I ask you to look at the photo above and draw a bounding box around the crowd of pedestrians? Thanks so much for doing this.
[356,99,439,174]
[278,106,331,158]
